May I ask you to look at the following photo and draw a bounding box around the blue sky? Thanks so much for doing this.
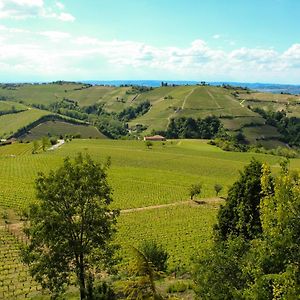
[0,0,300,83]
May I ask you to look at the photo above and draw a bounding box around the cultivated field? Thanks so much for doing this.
[0,139,300,298]
[0,109,52,139]
[21,121,106,140]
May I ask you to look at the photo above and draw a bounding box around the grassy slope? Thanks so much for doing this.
[238,90,300,116]
[130,85,263,133]
[22,120,106,140]
[0,108,52,138]
[0,100,28,113]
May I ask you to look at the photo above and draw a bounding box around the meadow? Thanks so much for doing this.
[1,138,300,298]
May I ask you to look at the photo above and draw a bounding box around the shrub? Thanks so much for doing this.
[139,240,169,272]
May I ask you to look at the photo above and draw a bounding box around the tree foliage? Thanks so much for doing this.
[194,160,300,299]
[214,159,265,241]
[139,240,169,273]
[21,153,119,299]
[122,247,163,300]
[165,116,222,139]
[214,183,223,196]
[189,183,202,200]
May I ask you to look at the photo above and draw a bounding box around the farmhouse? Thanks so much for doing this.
[143,135,166,141]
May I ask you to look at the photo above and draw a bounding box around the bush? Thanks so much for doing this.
[139,240,169,272]
[167,281,191,293]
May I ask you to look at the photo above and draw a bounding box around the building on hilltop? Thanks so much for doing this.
[143,135,166,141]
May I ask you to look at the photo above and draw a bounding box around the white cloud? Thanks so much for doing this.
[0,0,75,21]
[55,1,64,10]
[0,26,300,83]
[212,34,221,39]
[39,30,71,42]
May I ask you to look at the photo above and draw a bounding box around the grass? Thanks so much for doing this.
[0,109,52,139]
[242,124,283,144]
[0,101,28,114]
[21,120,106,140]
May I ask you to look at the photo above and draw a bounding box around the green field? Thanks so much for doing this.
[238,91,300,116]
[0,139,300,298]
[0,101,28,114]
[0,109,52,139]
[21,120,106,140]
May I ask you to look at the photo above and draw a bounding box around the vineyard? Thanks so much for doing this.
[0,227,41,299]
[0,139,300,298]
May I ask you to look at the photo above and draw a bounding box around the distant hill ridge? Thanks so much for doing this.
[0,82,299,148]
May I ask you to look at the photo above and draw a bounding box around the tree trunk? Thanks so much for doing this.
[78,255,86,300]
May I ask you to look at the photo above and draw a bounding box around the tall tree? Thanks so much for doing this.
[21,153,119,299]
[214,159,265,241]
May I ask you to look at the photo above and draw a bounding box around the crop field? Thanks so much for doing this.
[116,201,219,271]
[0,84,139,109]
[238,91,300,116]
[132,86,262,132]
[0,227,42,299]
[22,121,106,140]
[1,139,300,298]
[0,109,52,139]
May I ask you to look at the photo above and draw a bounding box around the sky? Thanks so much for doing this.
[0,0,300,83]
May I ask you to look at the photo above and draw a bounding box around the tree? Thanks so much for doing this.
[41,136,50,151]
[123,247,162,300]
[32,140,39,154]
[214,183,223,196]
[214,159,265,241]
[194,160,300,300]
[139,240,168,273]
[189,183,202,200]
[145,140,153,149]
[21,153,119,299]
[245,162,300,298]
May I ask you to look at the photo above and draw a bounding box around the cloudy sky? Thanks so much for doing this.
[0,0,300,83]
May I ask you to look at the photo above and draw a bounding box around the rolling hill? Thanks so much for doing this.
[1,82,300,147]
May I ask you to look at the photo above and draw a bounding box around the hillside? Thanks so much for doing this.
[0,139,300,298]
[0,103,105,140]
[1,82,300,147]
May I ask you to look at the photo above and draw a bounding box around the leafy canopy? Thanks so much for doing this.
[21,153,119,299]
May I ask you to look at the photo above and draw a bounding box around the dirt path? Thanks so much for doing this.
[0,198,224,230]
[240,99,246,107]
[181,87,197,110]
[206,89,221,108]
[48,139,65,151]
[121,197,223,213]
